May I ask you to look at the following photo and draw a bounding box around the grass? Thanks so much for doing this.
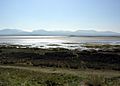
[0,65,120,86]
[0,44,120,85]
[0,67,81,86]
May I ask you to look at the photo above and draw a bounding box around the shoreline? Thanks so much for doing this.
[0,42,120,50]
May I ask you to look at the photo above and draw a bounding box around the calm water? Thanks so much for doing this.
[0,36,120,49]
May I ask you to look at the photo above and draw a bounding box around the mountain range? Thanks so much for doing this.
[0,29,120,36]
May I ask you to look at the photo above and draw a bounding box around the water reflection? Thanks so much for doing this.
[0,36,120,49]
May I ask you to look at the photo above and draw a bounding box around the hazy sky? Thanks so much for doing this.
[0,0,120,32]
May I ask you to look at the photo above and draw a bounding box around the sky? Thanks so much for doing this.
[0,0,120,32]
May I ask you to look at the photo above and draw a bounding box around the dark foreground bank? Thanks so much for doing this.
[0,44,120,86]
[0,44,120,70]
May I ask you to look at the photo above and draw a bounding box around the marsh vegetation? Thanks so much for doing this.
[0,44,120,86]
